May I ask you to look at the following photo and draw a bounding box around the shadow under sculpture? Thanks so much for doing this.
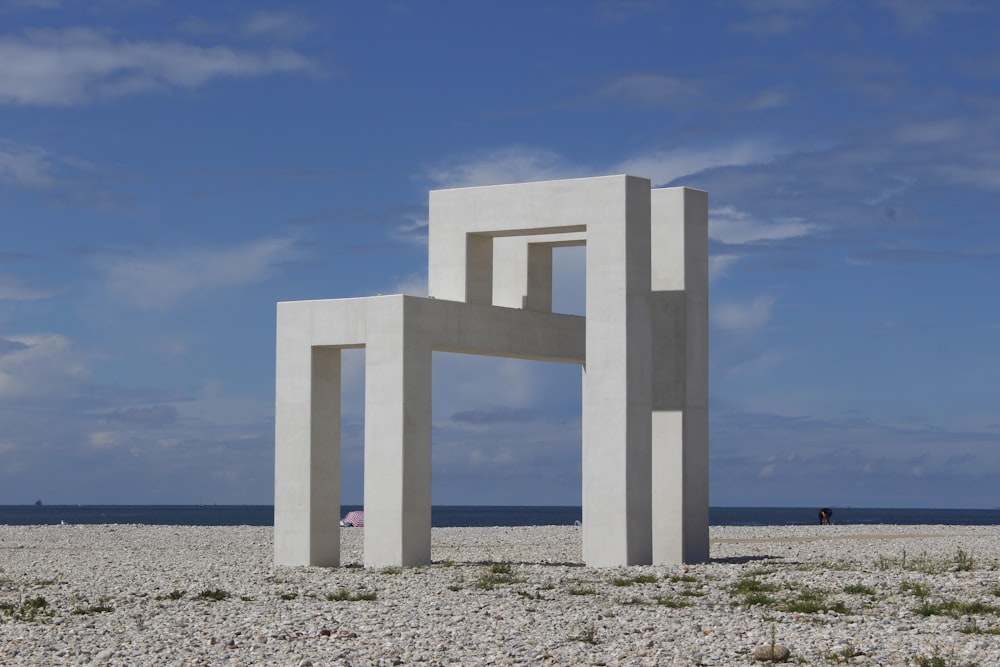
[274,174,708,568]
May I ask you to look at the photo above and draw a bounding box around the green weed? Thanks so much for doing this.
[325,588,376,602]
[196,588,230,601]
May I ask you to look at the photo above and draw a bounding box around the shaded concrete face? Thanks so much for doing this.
[274,175,708,568]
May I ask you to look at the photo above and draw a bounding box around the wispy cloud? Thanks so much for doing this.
[709,254,741,281]
[0,333,89,399]
[95,237,299,309]
[105,404,179,428]
[0,27,317,106]
[424,146,586,188]
[0,140,55,187]
[0,275,60,301]
[711,205,821,244]
[590,73,702,108]
[241,11,314,41]
[729,0,830,37]
[615,141,781,186]
[874,0,983,34]
[714,296,775,334]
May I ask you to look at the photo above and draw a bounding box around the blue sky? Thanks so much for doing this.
[1,0,998,508]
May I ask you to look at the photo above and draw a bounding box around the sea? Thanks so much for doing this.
[1,505,999,527]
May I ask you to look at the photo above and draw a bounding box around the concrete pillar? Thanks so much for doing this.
[274,301,341,566]
[650,187,709,564]
[363,298,433,567]
[492,237,528,309]
[582,175,654,566]
[465,233,493,305]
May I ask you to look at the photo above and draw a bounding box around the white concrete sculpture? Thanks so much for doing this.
[274,175,708,568]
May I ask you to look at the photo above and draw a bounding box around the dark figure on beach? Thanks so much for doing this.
[818,508,833,525]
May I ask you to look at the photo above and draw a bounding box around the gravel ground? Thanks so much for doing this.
[2,524,999,666]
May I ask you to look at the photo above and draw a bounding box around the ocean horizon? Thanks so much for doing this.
[2,505,999,528]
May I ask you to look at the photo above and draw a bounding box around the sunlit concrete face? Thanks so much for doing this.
[274,175,708,568]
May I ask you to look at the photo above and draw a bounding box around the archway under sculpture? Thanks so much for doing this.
[274,174,708,567]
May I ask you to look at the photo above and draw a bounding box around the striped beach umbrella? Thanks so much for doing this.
[340,510,365,527]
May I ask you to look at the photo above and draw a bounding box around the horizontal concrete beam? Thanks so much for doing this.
[277,295,585,364]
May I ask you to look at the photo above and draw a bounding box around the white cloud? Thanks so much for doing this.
[714,296,775,334]
[591,73,701,107]
[0,333,89,399]
[874,0,977,34]
[426,141,781,191]
[614,141,780,186]
[96,237,299,309]
[709,254,741,281]
[0,27,317,106]
[241,11,313,41]
[391,274,427,297]
[424,146,586,189]
[0,275,60,301]
[710,205,820,244]
[0,140,55,187]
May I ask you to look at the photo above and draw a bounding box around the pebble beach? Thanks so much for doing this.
[2,524,999,666]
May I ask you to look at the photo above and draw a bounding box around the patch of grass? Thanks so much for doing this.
[437,559,455,567]
[71,598,114,615]
[380,567,402,575]
[843,583,876,596]
[447,584,463,592]
[239,595,254,601]
[901,581,931,598]
[167,590,185,600]
[668,574,698,583]
[517,590,545,600]
[742,591,776,607]
[877,549,950,573]
[909,649,979,667]
[325,588,376,602]
[475,563,523,590]
[34,580,56,587]
[0,596,51,622]
[824,645,862,663]
[730,577,779,594]
[960,618,1000,635]
[747,567,776,577]
[955,549,975,572]
[784,592,849,615]
[279,592,298,600]
[915,598,1000,618]
[567,586,597,596]
[611,574,656,587]
[571,625,599,645]
[196,588,230,601]
[655,595,691,608]
[678,588,705,597]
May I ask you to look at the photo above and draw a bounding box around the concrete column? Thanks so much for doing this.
[465,233,493,305]
[582,175,654,566]
[650,187,709,564]
[363,298,432,567]
[525,243,554,312]
[274,301,341,566]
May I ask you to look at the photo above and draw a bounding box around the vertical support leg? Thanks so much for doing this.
[363,298,432,567]
[650,187,709,564]
[275,302,341,566]
[582,175,653,566]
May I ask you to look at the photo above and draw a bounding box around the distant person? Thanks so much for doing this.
[818,508,833,525]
